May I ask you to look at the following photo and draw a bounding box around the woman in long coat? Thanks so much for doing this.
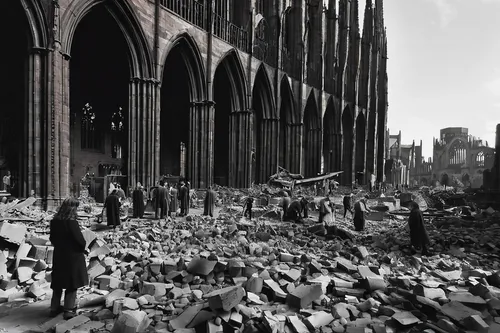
[104,189,121,228]
[203,186,217,217]
[408,201,431,256]
[49,197,88,319]
[132,182,145,218]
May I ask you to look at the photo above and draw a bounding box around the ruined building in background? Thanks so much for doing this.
[483,124,500,190]
[432,128,495,189]
[0,0,388,206]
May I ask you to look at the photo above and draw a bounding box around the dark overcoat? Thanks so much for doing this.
[170,188,179,213]
[353,201,366,231]
[104,194,121,227]
[179,185,190,214]
[132,189,145,218]
[203,189,217,216]
[50,219,89,290]
[409,208,430,247]
[155,186,169,218]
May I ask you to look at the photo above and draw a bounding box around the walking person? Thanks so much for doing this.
[3,170,11,192]
[343,193,354,219]
[104,189,121,229]
[243,197,254,220]
[49,198,88,319]
[408,201,431,256]
[132,182,145,218]
[203,186,217,217]
[353,195,372,231]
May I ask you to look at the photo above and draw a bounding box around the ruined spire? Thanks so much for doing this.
[361,0,373,44]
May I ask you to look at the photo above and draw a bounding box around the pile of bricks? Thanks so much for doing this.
[1,211,500,332]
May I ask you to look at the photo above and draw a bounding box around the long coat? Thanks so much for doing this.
[170,188,179,213]
[179,185,190,215]
[409,208,430,247]
[353,201,367,231]
[155,186,169,218]
[132,189,145,218]
[203,189,217,217]
[104,194,121,227]
[286,201,302,222]
[50,219,89,290]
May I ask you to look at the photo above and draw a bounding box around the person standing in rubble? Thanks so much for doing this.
[178,181,190,216]
[286,200,303,222]
[104,189,121,229]
[115,183,126,200]
[170,183,179,217]
[318,197,333,225]
[203,186,217,217]
[343,193,354,219]
[408,201,431,256]
[132,182,145,218]
[3,170,11,192]
[280,192,291,221]
[353,195,372,231]
[154,180,169,219]
[243,196,254,219]
[300,197,309,218]
[49,198,88,319]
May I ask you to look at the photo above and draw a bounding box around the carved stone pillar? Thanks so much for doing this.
[365,110,377,176]
[255,118,279,183]
[25,48,46,198]
[190,100,215,188]
[229,110,252,188]
[304,128,322,177]
[129,78,159,190]
[288,123,303,174]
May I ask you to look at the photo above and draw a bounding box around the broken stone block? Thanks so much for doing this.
[229,311,243,328]
[286,284,323,309]
[111,310,151,333]
[187,257,217,276]
[287,315,309,333]
[105,289,128,308]
[304,311,334,330]
[55,314,91,333]
[413,284,446,300]
[364,276,386,291]
[441,301,481,322]
[246,276,263,294]
[449,291,486,305]
[263,279,287,300]
[463,314,489,333]
[16,267,33,283]
[0,222,27,244]
[391,311,420,326]
[206,286,245,311]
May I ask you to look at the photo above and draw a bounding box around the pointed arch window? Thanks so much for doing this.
[81,103,101,150]
[448,140,466,165]
[476,151,485,167]
[111,107,125,159]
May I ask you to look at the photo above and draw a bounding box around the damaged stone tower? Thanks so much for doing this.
[0,0,388,206]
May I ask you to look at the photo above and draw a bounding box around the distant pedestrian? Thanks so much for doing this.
[203,186,217,217]
[243,197,254,219]
[318,197,334,225]
[343,193,354,219]
[49,198,88,319]
[300,197,309,218]
[179,182,190,216]
[408,201,431,256]
[2,170,11,192]
[154,180,169,219]
[104,189,121,229]
[170,184,179,216]
[353,195,372,231]
[132,182,145,218]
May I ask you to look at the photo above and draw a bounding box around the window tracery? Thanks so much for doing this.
[448,140,466,165]
[81,103,101,150]
[476,151,485,167]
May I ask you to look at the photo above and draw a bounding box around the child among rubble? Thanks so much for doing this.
[49,197,88,319]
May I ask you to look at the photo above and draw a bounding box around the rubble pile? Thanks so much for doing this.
[1,209,500,333]
[0,198,53,222]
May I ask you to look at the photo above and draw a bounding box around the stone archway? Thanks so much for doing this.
[69,6,135,200]
[303,91,322,178]
[279,76,300,173]
[213,50,249,188]
[355,113,366,185]
[161,35,205,186]
[0,1,47,198]
[252,65,277,184]
[323,98,342,173]
[342,106,354,185]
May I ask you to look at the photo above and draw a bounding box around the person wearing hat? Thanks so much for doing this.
[353,195,372,231]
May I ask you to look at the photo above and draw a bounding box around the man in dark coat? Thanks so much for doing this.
[115,184,126,200]
[179,182,190,216]
[353,195,372,231]
[154,181,169,219]
[408,201,431,256]
[300,197,309,218]
[243,197,254,219]
[203,186,217,217]
[343,193,354,219]
[50,198,88,319]
[132,182,145,218]
[170,184,179,216]
[286,200,303,222]
[104,189,121,229]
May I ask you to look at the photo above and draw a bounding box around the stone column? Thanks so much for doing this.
[288,123,303,174]
[229,110,252,188]
[128,78,158,190]
[26,48,46,198]
[256,118,279,183]
[189,100,215,188]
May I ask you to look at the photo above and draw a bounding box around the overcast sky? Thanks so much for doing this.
[375,0,500,158]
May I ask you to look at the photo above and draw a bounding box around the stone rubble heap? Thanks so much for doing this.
[1,210,500,332]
